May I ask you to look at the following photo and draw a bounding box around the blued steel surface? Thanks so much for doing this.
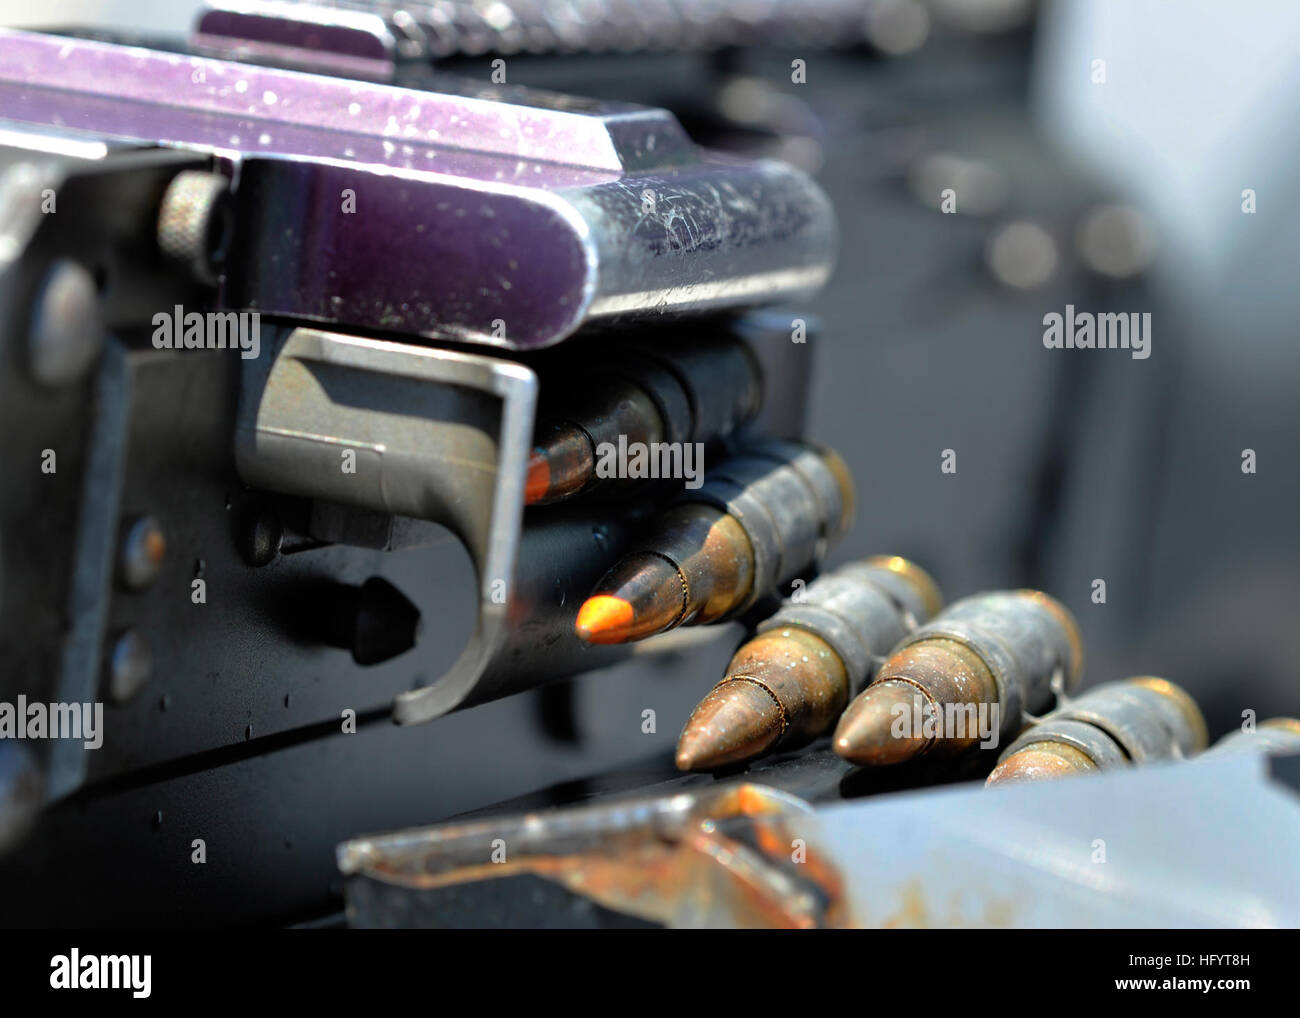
[0,27,835,350]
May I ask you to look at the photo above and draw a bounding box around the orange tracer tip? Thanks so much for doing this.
[524,450,551,505]
[574,595,637,644]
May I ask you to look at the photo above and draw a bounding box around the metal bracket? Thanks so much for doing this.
[237,326,679,721]
[237,327,536,719]
[338,782,832,929]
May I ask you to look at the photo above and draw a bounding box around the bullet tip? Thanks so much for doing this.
[832,680,931,766]
[675,680,785,771]
[576,553,689,644]
[673,738,709,772]
[524,423,596,505]
[523,450,550,505]
[574,594,636,644]
[985,743,1096,786]
[676,686,785,774]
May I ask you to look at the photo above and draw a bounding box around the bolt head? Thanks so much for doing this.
[243,509,283,566]
[27,259,103,386]
[108,630,153,703]
[119,515,166,590]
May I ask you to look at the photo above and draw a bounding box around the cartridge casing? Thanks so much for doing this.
[678,556,940,770]
[683,439,854,618]
[886,590,1083,744]
[996,677,1208,773]
[617,337,763,449]
[754,556,942,694]
[576,439,854,645]
[530,334,765,504]
[1206,718,1300,757]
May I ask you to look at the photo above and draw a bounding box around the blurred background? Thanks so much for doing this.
[3,0,1297,924]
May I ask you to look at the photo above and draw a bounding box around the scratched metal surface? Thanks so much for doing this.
[0,27,835,347]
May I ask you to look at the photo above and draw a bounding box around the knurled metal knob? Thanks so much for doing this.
[156,170,234,286]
